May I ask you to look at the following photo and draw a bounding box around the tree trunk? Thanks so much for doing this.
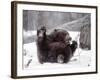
[79,24,91,50]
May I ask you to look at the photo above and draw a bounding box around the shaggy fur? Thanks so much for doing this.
[49,29,72,43]
[37,26,77,64]
[48,41,77,63]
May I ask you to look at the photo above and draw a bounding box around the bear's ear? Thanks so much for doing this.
[37,29,40,36]
[68,37,72,41]
[54,29,57,32]
[41,26,46,29]
[41,26,46,32]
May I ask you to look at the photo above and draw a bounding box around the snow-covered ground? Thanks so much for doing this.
[23,31,92,70]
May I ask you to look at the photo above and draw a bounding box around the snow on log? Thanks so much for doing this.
[47,15,90,33]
